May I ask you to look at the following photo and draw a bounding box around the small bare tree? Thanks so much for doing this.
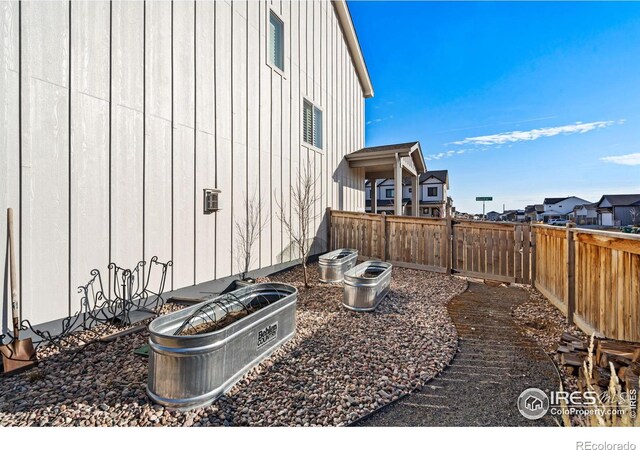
[630,206,640,227]
[276,165,319,288]
[234,192,267,280]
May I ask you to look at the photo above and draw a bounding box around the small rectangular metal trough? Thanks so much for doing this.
[147,283,297,409]
[318,248,358,283]
[342,261,392,312]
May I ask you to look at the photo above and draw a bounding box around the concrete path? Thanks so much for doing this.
[355,281,560,427]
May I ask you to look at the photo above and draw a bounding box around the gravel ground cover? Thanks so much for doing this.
[0,263,466,427]
[357,281,560,427]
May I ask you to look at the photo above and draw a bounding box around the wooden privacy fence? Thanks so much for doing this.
[451,220,531,284]
[327,209,640,342]
[327,209,532,284]
[534,224,640,342]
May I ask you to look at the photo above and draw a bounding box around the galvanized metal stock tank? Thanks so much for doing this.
[147,283,297,409]
[318,248,358,283]
[342,261,392,312]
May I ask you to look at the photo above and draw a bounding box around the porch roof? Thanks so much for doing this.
[344,141,427,178]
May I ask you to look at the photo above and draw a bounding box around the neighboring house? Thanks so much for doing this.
[501,210,525,222]
[1,1,373,328]
[541,196,591,222]
[570,203,598,225]
[415,170,450,218]
[365,178,409,214]
[455,211,473,220]
[486,211,501,221]
[524,204,544,222]
[364,169,451,218]
[596,195,640,227]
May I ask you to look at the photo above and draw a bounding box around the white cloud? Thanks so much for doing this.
[600,152,640,166]
[425,150,457,161]
[366,115,394,126]
[449,120,620,146]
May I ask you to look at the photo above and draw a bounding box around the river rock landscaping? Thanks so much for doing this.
[0,263,467,427]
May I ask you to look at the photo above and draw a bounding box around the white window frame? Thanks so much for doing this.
[266,8,286,78]
[301,97,324,152]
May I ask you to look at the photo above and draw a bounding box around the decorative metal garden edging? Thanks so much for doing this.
[342,261,392,312]
[0,257,172,353]
[318,248,358,283]
[147,282,297,410]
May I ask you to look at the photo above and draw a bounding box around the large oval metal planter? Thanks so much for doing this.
[147,283,297,410]
[342,261,392,312]
[318,248,358,283]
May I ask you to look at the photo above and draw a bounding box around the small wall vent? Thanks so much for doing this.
[203,189,221,214]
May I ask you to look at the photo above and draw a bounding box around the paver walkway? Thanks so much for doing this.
[355,281,560,426]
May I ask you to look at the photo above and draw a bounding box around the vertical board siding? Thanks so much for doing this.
[172,1,195,288]
[4,0,367,326]
[258,0,271,268]
[279,0,292,265]
[194,1,216,284]
[246,0,261,271]
[1,1,20,333]
[214,0,232,279]
[144,0,172,289]
[21,1,70,324]
[70,1,110,306]
[111,1,144,271]
[232,0,248,274]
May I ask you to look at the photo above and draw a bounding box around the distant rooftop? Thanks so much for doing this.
[349,141,420,155]
[597,194,640,207]
[419,170,448,185]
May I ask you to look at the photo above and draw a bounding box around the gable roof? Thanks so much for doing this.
[346,141,427,173]
[526,204,544,213]
[544,196,590,205]
[574,202,598,211]
[597,194,640,208]
[332,1,374,98]
[544,197,566,205]
[419,170,448,186]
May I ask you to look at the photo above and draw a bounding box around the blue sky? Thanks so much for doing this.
[349,1,640,214]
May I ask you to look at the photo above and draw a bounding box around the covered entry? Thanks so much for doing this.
[344,142,426,216]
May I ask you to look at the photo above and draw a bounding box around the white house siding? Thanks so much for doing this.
[1,1,20,332]
[1,0,365,327]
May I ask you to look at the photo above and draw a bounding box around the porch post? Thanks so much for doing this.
[394,155,403,216]
[412,175,420,217]
[371,179,377,214]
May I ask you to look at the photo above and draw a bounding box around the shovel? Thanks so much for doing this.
[0,208,37,374]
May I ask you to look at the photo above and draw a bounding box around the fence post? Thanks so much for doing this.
[566,222,576,325]
[380,213,387,261]
[326,207,332,251]
[530,225,537,286]
[445,217,453,275]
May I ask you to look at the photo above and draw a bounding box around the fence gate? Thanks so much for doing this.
[451,220,532,284]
